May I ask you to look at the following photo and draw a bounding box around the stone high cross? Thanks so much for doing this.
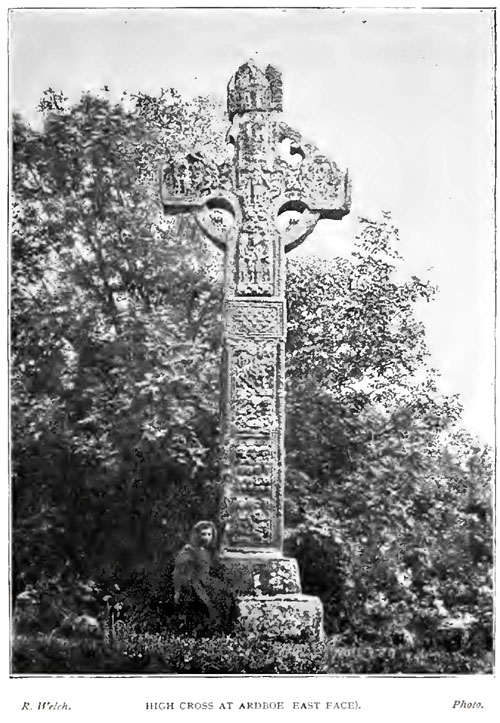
[160,61,350,638]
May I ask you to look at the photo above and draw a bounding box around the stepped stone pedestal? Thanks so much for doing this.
[221,553,324,641]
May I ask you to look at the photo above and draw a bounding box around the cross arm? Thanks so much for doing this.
[159,153,239,250]
[276,123,351,252]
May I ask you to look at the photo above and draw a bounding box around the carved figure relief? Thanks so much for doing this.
[232,346,275,391]
[232,474,272,494]
[236,233,274,295]
[232,437,275,465]
[225,436,275,508]
[230,345,277,433]
[226,495,273,545]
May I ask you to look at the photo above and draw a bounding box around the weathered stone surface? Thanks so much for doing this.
[160,61,351,642]
[220,553,301,596]
[236,594,324,642]
[161,63,349,554]
[227,61,283,121]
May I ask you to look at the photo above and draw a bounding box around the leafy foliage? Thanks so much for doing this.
[13,628,324,674]
[12,92,224,591]
[284,218,492,648]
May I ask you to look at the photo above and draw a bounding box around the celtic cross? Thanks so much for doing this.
[160,60,350,557]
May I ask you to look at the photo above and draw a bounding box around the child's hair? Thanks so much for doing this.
[189,520,218,549]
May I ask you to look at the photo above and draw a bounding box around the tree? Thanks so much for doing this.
[11,90,226,590]
[284,215,492,644]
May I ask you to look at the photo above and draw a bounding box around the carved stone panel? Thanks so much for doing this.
[224,494,273,546]
[229,343,277,434]
[221,436,276,547]
[231,437,275,493]
[225,300,284,339]
[235,232,274,295]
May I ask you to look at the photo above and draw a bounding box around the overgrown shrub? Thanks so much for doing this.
[13,629,492,675]
[109,625,326,674]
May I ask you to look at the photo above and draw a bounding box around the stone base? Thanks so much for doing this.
[235,594,324,642]
[219,552,325,642]
[220,553,301,596]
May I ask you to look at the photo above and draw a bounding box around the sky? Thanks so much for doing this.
[9,7,495,444]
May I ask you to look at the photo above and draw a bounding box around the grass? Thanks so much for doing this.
[12,628,493,675]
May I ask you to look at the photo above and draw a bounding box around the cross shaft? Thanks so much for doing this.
[161,60,350,555]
